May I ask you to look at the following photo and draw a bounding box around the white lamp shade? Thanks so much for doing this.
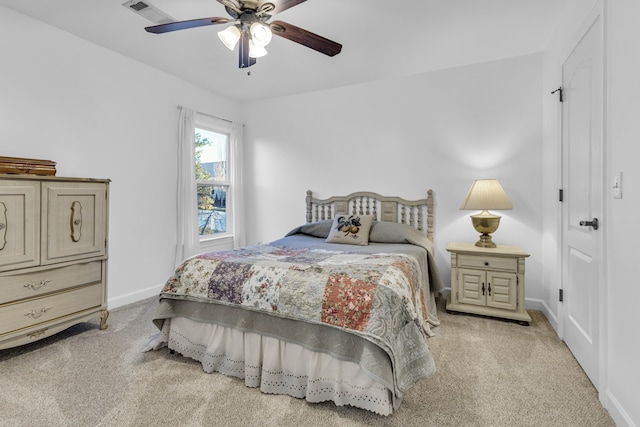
[218,25,241,50]
[249,41,268,58]
[460,179,513,210]
[250,22,272,47]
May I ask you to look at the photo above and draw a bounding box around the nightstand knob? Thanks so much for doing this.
[484,261,489,266]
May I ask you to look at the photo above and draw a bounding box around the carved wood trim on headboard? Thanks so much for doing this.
[305,190,435,242]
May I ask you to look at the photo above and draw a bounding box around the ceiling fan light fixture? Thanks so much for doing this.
[250,22,272,47]
[249,40,268,58]
[218,25,241,50]
[145,1,343,69]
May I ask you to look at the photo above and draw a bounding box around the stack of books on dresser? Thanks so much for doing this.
[0,156,57,176]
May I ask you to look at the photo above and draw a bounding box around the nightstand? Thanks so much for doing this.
[446,242,531,325]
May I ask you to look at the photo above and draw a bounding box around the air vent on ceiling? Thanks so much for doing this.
[123,1,175,24]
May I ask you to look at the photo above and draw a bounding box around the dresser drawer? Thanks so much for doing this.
[0,261,102,305]
[0,283,102,335]
[457,254,517,272]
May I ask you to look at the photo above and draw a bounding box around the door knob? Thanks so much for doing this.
[579,218,599,230]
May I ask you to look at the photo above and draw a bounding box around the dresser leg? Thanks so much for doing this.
[100,309,109,330]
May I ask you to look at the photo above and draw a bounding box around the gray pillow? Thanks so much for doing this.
[369,221,413,243]
[285,219,333,238]
[369,221,434,253]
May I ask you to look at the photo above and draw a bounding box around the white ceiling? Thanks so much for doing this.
[0,0,574,102]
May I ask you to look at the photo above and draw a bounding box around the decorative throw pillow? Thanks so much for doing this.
[325,214,374,246]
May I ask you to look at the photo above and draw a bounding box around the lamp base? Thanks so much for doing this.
[475,233,497,248]
[470,210,501,248]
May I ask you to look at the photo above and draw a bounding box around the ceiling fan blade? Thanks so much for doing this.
[145,17,231,34]
[263,0,308,15]
[270,20,342,57]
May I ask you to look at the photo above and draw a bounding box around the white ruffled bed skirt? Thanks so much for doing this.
[152,317,398,415]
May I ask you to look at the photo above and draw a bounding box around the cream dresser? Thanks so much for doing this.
[446,242,531,325]
[0,174,109,349]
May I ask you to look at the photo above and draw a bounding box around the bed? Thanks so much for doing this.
[150,190,444,415]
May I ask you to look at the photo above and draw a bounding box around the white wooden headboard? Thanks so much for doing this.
[305,190,435,242]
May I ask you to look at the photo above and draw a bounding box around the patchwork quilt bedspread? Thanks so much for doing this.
[159,241,438,393]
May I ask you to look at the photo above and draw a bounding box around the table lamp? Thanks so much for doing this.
[460,179,513,248]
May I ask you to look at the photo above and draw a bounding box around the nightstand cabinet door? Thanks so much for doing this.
[486,271,517,311]
[458,269,485,306]
[458,269,518,311]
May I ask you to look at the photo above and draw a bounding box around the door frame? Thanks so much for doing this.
[556,0,607,395]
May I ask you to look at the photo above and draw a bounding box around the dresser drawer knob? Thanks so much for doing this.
[24,279,52,291]
[70,201,83,242]
[484,261,489,266]
[28,328,49,339]
[0,201,6,251]
[24,307,53,319]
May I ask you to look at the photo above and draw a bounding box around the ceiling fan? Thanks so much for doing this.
[144,0,342,69]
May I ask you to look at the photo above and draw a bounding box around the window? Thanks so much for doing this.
[195,120,231,240]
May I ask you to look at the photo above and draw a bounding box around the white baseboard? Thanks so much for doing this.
[108,284,163,309]
[525,297,558,332]
[441,291,559,332]
[526,300,637,427]
[605,388,637,427]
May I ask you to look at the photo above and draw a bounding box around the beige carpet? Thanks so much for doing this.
[0,296,615,427]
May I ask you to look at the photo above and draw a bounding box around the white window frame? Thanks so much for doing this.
[194,113,235,251]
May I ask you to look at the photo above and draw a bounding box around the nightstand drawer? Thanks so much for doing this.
[458,254,517,272]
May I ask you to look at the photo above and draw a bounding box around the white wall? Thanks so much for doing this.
[604,1,640,425]
[0,6,241,308]
[542,0,639,425]
[242,54,544,302]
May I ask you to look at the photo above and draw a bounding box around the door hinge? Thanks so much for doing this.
[559,289,564,302]
[559,189,564,202]
[551,86,564,102]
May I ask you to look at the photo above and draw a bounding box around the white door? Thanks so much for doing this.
[560,9,604,389]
